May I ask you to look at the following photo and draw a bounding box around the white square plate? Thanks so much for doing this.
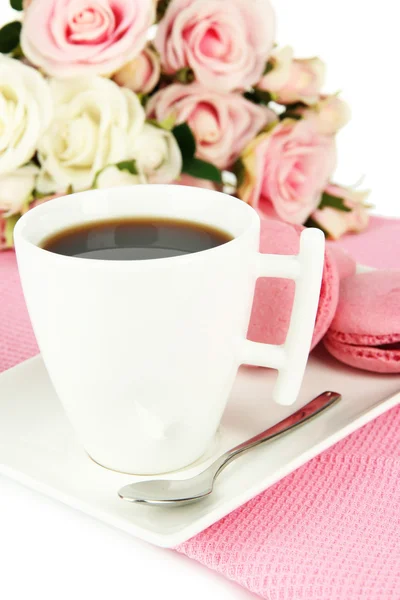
[1,349,399,548]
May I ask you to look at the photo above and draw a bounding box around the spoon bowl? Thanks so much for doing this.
[119,391,341,507]
[119,472,214,506]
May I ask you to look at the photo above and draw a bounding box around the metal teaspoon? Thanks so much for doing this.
[118,391,341,507]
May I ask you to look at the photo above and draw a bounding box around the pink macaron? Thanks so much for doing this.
[247,219,349,351]
[324,270,400,373]
[328,244,357,280]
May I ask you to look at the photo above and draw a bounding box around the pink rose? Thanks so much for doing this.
[259,47,325,106]
[147,83,275,169]
[21,0,155,77]
[312,184,370,239]
[113,45,160,95]
[155,0,276,92]
[238,119,337,224]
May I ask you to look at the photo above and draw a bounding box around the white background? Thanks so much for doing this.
[0,2,398,600]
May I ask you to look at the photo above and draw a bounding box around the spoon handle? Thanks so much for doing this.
[213,391,341,477]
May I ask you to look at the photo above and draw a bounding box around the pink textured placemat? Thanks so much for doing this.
[1,216,400,599]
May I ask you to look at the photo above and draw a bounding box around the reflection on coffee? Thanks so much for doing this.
[41,218,233,260]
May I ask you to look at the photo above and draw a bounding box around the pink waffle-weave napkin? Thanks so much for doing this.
[1,216,400,600]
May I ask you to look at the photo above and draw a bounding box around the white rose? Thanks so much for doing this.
[95,165,146,189]
[0,56,52,176]
[131,123,182,183]
[37,77,145,194]
[0,164,38,217]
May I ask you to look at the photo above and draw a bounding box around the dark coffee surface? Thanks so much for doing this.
[41,218,232,260]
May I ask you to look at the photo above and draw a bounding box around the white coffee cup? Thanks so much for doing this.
[14,185,324,475]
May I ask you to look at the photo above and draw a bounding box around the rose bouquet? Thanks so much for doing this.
[0,0,370,250]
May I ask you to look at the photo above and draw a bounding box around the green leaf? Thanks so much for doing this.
[279,101,308,121]
[243,91,256,103]
[33,189,52,200]
[156,0,172,21]
[0,21,22,54]
[232,159,245,188]
[263,61,274,76]
[115,160,138,175]
[284,102,308,111]
[146,118,164,129]
[172,122,196,160]
[147,114,176,131]
[182,158,222,183]
[137,93,149,107]
[244,89,272,106]
[11,43,23,58]
[319,191,352,212]
[10,0,23,10]
[30,153,41,168]
[159,113,177,131]
[279,112,302,121]
[175,67,195,84]
[173,122,221,182]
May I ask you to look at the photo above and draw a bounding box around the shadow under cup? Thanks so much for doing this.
[13,185,262,475]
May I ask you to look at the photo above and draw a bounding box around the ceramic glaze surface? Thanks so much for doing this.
[0,351,399,547]
[14,185,324,474]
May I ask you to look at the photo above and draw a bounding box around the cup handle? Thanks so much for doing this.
[242,228,325,406]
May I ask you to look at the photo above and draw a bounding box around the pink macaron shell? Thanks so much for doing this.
[328,270,400,340]
[247,219,340,351]
[324,270,400,373]
[327,244,357,280]
[324,334,400,374]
